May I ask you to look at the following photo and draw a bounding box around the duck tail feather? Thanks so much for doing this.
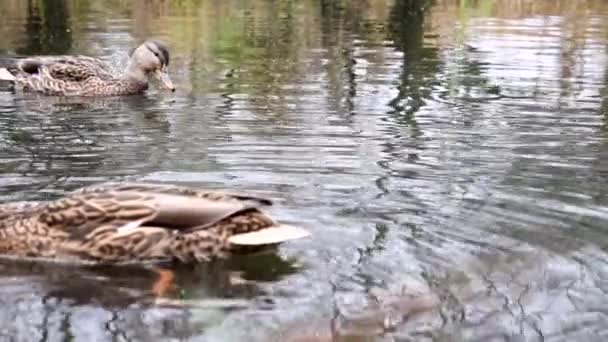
[0,68,15,81]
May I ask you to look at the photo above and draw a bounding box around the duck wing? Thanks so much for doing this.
[71,182,273,206]
[35,183,269,241]
[9,55,115,81]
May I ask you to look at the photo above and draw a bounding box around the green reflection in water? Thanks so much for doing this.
[18,0,72,54]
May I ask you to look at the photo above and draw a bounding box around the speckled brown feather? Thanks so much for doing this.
[20,56,116,81]
[0,183,295,264]
[19,65,148,96]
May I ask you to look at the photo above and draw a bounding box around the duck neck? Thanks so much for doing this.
[122,62,148,85]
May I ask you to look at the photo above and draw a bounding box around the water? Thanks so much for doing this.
[1,0,608,340]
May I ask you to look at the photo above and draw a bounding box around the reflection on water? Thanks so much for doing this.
[19,0,72,54]
[1,0,608,340]
[0,253,300,341]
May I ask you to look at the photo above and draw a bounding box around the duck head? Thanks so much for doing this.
[125,40,175,92]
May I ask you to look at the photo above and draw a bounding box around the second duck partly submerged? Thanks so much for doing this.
[0,183,309,265]
[0,40,175,96]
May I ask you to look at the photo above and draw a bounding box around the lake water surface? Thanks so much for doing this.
[1,0,608,341]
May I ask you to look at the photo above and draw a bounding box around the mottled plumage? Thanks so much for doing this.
[0,183,309,265]
[0,40,175,96]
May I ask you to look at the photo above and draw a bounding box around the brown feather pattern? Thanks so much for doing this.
[0,183,303,264]
[20,66,148,96]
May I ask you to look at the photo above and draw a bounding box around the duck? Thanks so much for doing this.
[0,40,176,96]
[0,182,309,265]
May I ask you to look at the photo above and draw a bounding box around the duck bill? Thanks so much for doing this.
[154,69,176,92]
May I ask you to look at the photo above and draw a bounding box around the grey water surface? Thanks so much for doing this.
[1,0,608,341]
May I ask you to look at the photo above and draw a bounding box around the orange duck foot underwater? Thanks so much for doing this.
[0,40,176,96]
[0,183,309,265]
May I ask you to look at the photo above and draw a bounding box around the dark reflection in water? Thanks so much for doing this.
[18,0,72,54]
[0,253,300,341]
[0,253,299,306]
[2,0,608,341]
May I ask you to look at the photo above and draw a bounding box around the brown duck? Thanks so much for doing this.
[0,183,309,265]
[0,40,176,96]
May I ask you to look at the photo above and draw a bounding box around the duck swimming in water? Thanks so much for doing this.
[0,183,309,265]
[0,40,175,96]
